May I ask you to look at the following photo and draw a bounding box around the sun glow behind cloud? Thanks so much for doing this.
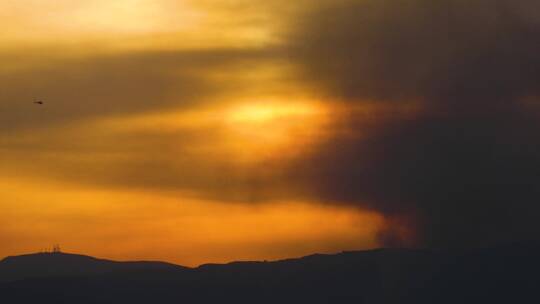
[95,98,332,163]
[223,100,331,161]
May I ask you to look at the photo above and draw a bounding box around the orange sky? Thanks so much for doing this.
[0,0,388,266]
[0,177,384,266]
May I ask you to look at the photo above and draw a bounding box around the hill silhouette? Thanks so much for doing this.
[0,252,186,283]
[1,242,539,303]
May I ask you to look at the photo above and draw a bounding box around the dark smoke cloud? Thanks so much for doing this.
[287,0,540,247]
[291,0,540,103]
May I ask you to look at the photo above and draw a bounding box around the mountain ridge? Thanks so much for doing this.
[0,251,187,283]
[1,242,539,303]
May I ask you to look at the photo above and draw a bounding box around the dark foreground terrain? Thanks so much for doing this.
[1,242,539,304]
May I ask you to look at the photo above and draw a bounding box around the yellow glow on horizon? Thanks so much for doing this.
[0,0,278,51]
[0,178,384,266]
[1,1,197,38]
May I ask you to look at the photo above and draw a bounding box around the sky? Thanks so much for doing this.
[1,0,540,266]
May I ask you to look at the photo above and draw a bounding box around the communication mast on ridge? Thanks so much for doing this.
[52,244,61,253]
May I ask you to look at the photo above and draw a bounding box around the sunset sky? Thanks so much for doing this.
[2,0,540,266]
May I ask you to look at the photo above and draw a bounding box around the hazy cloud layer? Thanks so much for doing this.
[0,48,279,134]
[0,46,301,203]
